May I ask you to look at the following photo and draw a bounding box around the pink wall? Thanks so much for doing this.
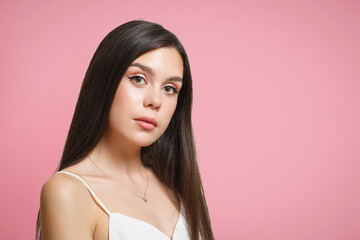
[1,0,359,239]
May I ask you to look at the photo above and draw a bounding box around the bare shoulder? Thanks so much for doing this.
[41,161,91,204]
[41,172,89,208]
[42,172,74,193]
[40,172,95,240]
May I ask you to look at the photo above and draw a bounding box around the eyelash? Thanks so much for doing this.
[163,85,178,94]
[128,75,178,94]
[129,75,146,85]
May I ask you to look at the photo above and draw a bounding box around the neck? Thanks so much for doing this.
[89,128,146,183]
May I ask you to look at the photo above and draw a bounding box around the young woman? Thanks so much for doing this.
[36,20,214,240]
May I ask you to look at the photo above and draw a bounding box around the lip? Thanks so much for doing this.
[134,116,157,130]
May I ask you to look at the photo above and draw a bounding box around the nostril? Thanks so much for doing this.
[144,93,162,109]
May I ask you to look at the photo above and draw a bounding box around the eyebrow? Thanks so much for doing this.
[129,62,183,83]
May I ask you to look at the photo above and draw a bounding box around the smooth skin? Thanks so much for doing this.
[40,47,184,240]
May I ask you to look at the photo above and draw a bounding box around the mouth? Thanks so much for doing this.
[134,116,157,130]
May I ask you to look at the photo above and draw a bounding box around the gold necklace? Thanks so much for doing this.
[87,154,149,203]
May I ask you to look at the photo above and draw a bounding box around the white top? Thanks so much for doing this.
[56,171,191,240]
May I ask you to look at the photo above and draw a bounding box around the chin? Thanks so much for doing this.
[130,135,161,147]
[128,129,165,147]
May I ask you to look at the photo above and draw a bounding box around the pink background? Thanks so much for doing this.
[1,0,359,239]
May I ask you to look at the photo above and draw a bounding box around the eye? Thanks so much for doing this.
[163,85,178,94]
[129,75,146,85]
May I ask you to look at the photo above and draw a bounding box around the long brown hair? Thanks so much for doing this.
[36,20,214,240]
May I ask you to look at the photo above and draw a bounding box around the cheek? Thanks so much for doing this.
[112,82,142,113]
[108,82,136,126]
[161,98,178,125]
[116,83,133,107]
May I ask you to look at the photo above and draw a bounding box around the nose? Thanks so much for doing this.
[143,88,162,110]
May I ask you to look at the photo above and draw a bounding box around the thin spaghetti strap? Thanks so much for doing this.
[56,171,111,215]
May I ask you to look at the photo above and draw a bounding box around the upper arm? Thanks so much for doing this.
[40,173,95,240]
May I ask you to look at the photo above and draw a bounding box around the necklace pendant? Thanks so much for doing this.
[143,197,147,203]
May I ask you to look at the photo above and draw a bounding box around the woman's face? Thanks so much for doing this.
[107,47,183,147]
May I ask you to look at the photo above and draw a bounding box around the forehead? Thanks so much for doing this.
[130,47,183,77]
